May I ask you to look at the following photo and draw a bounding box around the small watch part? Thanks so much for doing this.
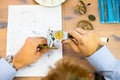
[52,30,68,41]
[77,20,94,30]
[88,14,96,21]
[37,44,58,51]
[75,0,86,15]
[47,29,68,49]
[54,31,64,40]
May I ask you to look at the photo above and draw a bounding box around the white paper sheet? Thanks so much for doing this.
[7,5,62,76]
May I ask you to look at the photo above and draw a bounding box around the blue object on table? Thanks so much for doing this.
[98,0,120,24]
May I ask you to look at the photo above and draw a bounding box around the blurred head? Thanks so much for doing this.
[42,58,93,80]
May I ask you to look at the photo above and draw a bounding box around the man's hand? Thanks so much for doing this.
[63,28,102,57]
[12,37,48,69]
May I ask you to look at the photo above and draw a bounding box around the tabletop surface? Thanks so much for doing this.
[0,0,120,80]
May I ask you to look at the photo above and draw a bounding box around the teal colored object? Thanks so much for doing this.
[98,0,120,23]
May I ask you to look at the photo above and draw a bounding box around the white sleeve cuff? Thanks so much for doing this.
[87,46,117,71]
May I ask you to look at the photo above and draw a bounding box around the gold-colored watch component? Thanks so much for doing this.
[77,20,94,30]
[54,31,64,40]
[75,0,86,15]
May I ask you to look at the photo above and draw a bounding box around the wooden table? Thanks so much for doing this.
[0,0,120,80]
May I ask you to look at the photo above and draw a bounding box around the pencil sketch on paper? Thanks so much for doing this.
[7,5,62,76]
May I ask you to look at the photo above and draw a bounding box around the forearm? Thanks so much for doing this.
[87,46,120,80]
[0,58,17,80]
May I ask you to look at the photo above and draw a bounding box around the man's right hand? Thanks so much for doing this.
[63,28,102,57]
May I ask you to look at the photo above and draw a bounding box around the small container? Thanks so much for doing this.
[34,0,66,7]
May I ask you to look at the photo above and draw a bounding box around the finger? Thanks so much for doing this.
[62,39,70,44]
[68,29,83,41]
[75,28,87,35]
[31,38,47,48]
[36,39,47,47]
[36,44,48,52]
[36,48,48,56]
[32,36,46,39]
[92,32,102,46]
[63,38,79,45]
[62,39,80,53]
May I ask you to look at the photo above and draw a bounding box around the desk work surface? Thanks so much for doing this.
[0,0,120,80]
[7,5,62,77]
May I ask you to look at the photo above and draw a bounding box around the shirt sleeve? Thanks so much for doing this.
[0,58,17,80]
[87,46,120,80]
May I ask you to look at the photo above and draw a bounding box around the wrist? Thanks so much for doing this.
[86,45,103,57]
[12,57,25,69]
[5,55,18,70]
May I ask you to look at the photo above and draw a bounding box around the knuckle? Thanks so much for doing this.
[26,37,32,41]
[25,37,33,43]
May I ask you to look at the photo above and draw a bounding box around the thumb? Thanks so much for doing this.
[62,39,80,53]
